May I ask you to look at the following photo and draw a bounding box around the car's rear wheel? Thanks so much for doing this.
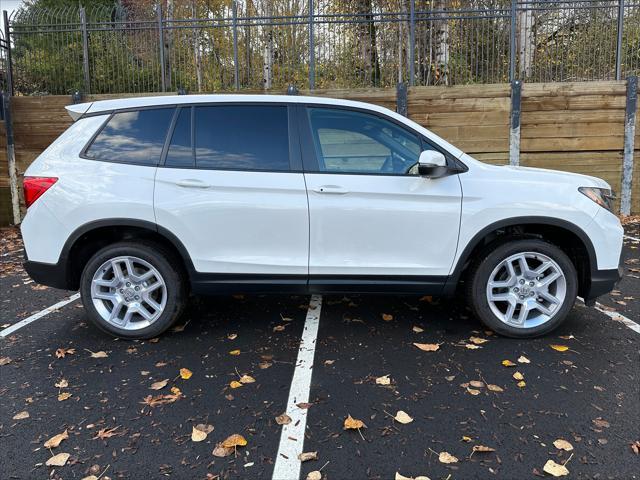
[468,239,578,338]
[80,241,186,339]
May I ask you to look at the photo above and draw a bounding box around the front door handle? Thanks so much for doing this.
[312,185,349,194]
[175,179,210,189]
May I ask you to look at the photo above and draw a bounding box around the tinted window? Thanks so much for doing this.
[307,108,422,175]
[165,107,194,167]
[85,108,174,165]
[195,105,289,171]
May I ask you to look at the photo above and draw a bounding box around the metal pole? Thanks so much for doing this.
[509,0,517,82]
[158,5,166,92]
[615,0,625,81]
[232,0,239,90]
[620,76,637,215]
[2,93,20,225]
[309,0,315,90]
[3,11,14,96]
[80,7,90,94]
[509,80,522,166]
[409,0,415,86]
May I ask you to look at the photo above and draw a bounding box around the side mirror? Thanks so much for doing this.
[418,150,449,178]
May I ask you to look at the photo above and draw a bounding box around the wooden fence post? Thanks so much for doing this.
[396,82,408,117]
[509,80,522,166]
[620,76,637,216]
[2,93,20,225]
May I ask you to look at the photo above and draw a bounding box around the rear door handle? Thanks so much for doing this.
[312,185,349,194]
[175,179,210,189]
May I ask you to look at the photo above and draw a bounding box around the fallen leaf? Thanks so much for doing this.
[413,342,440,352]
[465,344,482,349]
[44,430,68,448]
[553,439,573,451]
[395,474,431,480]
[82,476,99,480]
[518,355,530,363]
[212,444,234,457]
[45,452,70,467]
[550,344,569,352]
[58,392,72,401]
[543,459,569,477]
[230,380,243,389]
[298,451,318,462]
[150,379,169,390]
[140,393,181,407]
[412,326,424,333]
[55,379,68,388]
[487,384,504,393]
[191,426,208,442]
[229,349,241,356]
[259,361,272,369]
[461,436,473,442]
[501,360,516,367]
[516,380,526,388]
[394,410,413,424]
[0,356,11,366]
[170,386,182,396]
[593,418,610,428]
[239,374,255,384]
[86,349,108,358]
[343,414,365,430]
[273,324,286,332]
[221,434,248,448]
[179,368,193,380]
[419,295,433,302]
[297,402,313,409]
[469,336,488,345]
[469,380,484,388]
[630,440,640,455]
[55,348,75,358]
[307,471,322,480]
[466,387,481,396]
[275,413,292,425]
[438,451,458,464]
[472,445,496,453]
[375,375,391,385]
[382,313,394,321]
[12,411,29,420]
[93,426,120,439]
[227,333,238,340]
[513,372,524,381]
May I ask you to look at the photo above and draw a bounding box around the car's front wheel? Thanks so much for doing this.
[80,241,186,339]
[468,239,578,338]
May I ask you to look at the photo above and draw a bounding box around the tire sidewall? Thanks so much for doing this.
[80,242,184,339]
[471,239,578,338]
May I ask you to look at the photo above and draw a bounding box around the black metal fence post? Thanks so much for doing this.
[615,0,625,81]
[79,7,90,94]
[509,0,517,82]
[3,11,14,96]
[409,0,415,86]
[620,76,637,215]
[309,0,315,90]
[232,0,239,91]
[158,5,166,92]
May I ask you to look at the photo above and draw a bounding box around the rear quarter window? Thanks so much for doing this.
[84,108,174,166]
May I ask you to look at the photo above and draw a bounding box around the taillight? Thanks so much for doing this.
[23,176,58,208]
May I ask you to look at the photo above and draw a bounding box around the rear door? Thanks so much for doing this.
[299,105,462,286]
[154,103,309,283]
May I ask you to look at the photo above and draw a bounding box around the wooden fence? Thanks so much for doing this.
[1,80,638,226]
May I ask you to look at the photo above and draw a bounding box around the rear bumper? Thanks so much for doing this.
[583,266,623,304]
[23,257,72,291]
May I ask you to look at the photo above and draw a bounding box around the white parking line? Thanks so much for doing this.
[272,294,323,480]
[593,302,640,334]
[0,293,81,338]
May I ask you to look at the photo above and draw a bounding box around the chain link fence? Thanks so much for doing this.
[2,0,640,96]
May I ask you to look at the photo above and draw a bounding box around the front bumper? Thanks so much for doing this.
[582,266,623,305]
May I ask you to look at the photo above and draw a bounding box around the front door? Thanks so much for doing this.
[300,105,462,288]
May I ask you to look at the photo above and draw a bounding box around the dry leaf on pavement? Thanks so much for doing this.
[413,342,440,352]
[221,434,248,448]
[412,326,424,333]
[307,471,322,480]
[438,451,458,464]
[513,372,524,381]
[343,414,365,430]
[543,459,569,477]
[86,349,108,358]
[212,445,234,457]
[466,387,481,396]
[0,356,12,366]
[375,375,391,385]
[518,355,530,363]
[150,379,169,390]
[501,360,516,367]
[550,344,569,352]
[382,313,394,321]
[469,380,484,388]
[298,451,318,462]
[93,426,120,440]
[487,384,504,392]
[191,426,209,442]
[55,348,75,358]
[179,368,192,380]
[54,379,68,388]
[45,452,70,467]
[44,430,68,448]
[58,392,72,401]
[394,410,413,424]
[12,411,29,420]
[553,439,573,451]
[472,445,495,454]
[229,380,242,389]
[395,473,431,480]
[275,413,292,425]
[229,349,241,356]
[239,375,255,384]
[469,336,488,345]
[517,381,526,388]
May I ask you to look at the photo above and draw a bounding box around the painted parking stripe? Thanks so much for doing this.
[594,302,640,334]
[272,294,323,480]
[0,293,81,338]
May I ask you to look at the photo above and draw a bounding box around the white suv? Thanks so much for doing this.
[21,95,623,339]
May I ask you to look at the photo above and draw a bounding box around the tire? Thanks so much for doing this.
[80,241,187,339]
[467,238,578,338]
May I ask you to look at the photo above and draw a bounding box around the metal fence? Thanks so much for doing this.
[2,0,640,96]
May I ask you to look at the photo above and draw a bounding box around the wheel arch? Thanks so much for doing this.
[62,219,195,291]
[445,216,597,298]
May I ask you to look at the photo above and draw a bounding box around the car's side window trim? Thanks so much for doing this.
[159,107,182,167]
[80,105,177,166]
[299,103,459,176]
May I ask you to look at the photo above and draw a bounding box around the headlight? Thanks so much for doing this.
[579,187,615,213]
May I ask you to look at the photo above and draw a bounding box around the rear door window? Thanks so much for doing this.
[194,105,290,171]
[84,107,174,166]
